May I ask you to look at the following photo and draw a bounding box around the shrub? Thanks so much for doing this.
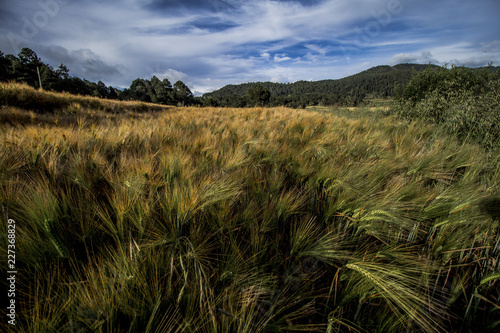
[393,65,500,150]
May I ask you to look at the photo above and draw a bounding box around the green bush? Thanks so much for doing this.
[393,65,500,150]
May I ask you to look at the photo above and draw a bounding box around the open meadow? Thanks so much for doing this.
[1,83,500,332]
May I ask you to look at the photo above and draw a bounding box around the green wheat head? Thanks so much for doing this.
[480,273,500,286]
[44,218,67,258]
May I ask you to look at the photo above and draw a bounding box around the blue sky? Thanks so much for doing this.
[1,0,499,95]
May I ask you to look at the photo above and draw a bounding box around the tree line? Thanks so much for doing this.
[202,64,500,108]
[0,49,434,109]
[202,64,436,108]
[0,48,196,106]
[3,48,499,109]
[202,82,363,108]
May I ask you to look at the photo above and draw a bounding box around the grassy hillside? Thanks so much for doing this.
[0,81,167,115]
[1,83,500,332]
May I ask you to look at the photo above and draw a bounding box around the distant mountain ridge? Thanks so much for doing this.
[202,63,499,107]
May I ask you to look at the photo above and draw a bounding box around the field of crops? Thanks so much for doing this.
[1,83,499,332]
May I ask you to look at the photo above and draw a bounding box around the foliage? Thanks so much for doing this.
[248,84,271,106]
[0,48,197,106]
[173,80,195,106]
[393,64,500,150]
[1,84,500,332]
[203,64,500,108]
[202,64,446,108]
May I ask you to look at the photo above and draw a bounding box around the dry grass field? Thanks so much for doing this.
[1,83,499,332]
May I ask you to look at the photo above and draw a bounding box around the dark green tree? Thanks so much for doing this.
[55,64,70,80]
[148,76,161,103]
[202,96,220,107]
[248,84,271,106]
[0,51,13,82]
[129,78,151,102]
[173,80,194,106]
[96,81,109,98]
[62,76,92,95]
[152,77,174,105]
[39,64,58,90]
[14,48,43,88]
[108,86,118,100]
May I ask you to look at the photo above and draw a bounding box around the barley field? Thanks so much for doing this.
[1,83,499,332]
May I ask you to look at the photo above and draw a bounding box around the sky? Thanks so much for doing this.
[1,0,499,96]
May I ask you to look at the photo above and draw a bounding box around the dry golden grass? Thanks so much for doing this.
[1,83,499,332]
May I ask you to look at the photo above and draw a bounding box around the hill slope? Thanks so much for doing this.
[202,63,499,107]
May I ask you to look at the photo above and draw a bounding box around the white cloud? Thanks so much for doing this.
[151,68,190,84]
[388,42,499,68]
[40,45,126,82]
[429,42,498,67]
[481,40,500,53]
[1,0,499,93]
[305,44,327,56]
[273,54,292,62]
[389,51,437,65]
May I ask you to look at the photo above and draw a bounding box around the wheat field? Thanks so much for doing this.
[1,83,499,332]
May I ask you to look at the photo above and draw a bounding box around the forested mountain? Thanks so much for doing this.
[202,64,500,108]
